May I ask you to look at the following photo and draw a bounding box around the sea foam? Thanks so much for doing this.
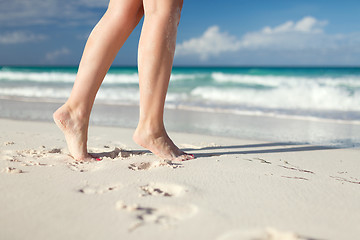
[1,66,360,122]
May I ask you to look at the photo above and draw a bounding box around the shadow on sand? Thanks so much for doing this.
[182,142,338,159]
[90,142,339,160]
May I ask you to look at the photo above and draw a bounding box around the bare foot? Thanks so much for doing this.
[133,126,194,161]
[53,104,94,161]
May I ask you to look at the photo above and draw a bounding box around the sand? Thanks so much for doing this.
[1,118,360,240]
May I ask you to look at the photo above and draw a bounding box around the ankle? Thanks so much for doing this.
[135,120,166,138]
[64,103,90,121]
[53,103,90,130]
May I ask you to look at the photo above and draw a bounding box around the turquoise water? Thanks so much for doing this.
[1,65,360,122]
[1,65,360,147]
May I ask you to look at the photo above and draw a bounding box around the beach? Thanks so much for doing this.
[3,0,360,237]
[2,0,360,237]
[1,66,360,239]
[1,116,360,240]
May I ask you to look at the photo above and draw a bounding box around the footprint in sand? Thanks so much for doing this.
[128,161,183,171]
[78,183,122,194]
[217,228,314,240]
[48,148,62,154]
[139,182,187,197]
[90,147,147,160]
[116,201,198,231]
[66,160,102,172]
[3,147,61,168]
[3,167,25,174]
[18,148,51,158]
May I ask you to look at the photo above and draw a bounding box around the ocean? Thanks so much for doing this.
[1,66,360,147]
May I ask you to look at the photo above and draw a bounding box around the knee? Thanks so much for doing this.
[144,0,183,26]
[106,0,144,24]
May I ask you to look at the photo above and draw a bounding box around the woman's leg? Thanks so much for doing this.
[53,0,144,161]
[133,0,193,161]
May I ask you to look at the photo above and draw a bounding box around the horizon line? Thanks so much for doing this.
[1,64,360,68]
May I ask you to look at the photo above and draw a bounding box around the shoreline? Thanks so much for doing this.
[1,118,360,240]
[2,95,360,125]
[1,98,360,148]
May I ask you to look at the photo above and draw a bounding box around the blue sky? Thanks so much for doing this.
[1,0,360,66]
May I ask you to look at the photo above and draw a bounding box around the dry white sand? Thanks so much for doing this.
[1,118,360,240]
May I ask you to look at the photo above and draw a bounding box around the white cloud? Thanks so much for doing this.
[46,47,70,61]
[176,16,360,61]
[240,16,332,50]
[0,31,46,44]
[262,16,328,34]
[176,26,241,60]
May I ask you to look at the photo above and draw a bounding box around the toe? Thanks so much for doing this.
[74,153,99,162]
[185,153,195,160]
[179,153,195,161]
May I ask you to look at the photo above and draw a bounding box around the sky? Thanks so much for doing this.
[1,0,360,66]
